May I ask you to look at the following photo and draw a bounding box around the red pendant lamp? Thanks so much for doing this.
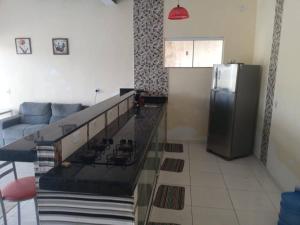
[168,0,190,20]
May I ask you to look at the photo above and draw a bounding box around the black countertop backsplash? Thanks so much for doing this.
[0,92,135,162]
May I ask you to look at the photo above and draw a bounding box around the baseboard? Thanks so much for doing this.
[167,136,207,144]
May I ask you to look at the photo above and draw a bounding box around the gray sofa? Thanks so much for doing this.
[0,102,83,146]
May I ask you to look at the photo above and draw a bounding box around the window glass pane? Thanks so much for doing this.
[193,40,223,67]
[165,41,193,67]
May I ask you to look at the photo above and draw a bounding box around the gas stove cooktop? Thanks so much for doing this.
[68,138,138,167]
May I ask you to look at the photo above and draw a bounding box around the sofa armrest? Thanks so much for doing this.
[0,115,21,129]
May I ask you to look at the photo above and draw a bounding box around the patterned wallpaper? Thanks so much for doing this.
[133,0,168,96]
[260,0,285,165]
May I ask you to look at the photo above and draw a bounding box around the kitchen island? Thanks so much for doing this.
[31,94,166,225]
[38,102,166,225]
[40,105,165,196]
[0,92,167,225]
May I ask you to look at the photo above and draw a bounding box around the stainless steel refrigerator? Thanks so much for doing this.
[207,64,261,160]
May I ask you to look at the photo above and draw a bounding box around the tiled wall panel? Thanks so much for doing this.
[260,0,285,164]
[134,0,168,96]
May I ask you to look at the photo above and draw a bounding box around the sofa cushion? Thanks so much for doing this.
[23,124,48,136]
[2,123,47,146]
[2,124,32,139]
[50,103,82,124]
[20,102,51,125]
[0,115,21,129]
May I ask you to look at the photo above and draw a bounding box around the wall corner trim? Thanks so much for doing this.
[260,0,285,165]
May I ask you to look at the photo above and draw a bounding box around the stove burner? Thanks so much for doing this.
[71,138,137,166]
[106,139,136,166]
[118,144,133,153]
[117,139,135,153]
[90,138,113,152]
[92,143,107,152]
[120,139,126,145]
[79,150,97,164]
[103,138,114,145]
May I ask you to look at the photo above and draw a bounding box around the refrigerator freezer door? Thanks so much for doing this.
[212,64,239,92]
[207,89,235,158]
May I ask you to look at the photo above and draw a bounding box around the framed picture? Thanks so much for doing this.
[15,38,32,54]
[52,38,69,55]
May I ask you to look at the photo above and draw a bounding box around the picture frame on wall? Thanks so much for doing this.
[15,38,32,54]
[52,38,69,55]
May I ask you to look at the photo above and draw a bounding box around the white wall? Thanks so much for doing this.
[253,0,300,191]
[267,0,300,190]
[165,0,257,142]
[252,0,276,158]
[0,0,134,111]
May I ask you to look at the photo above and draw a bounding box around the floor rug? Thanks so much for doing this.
[165,143,183,153]
[153,185,185,210]
[160,158,184,172]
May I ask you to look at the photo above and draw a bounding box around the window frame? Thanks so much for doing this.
[164,37,225,68]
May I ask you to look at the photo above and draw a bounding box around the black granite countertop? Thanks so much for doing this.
[39,103,166,197]
[0,91,135,162]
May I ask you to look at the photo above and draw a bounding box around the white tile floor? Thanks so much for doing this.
[0,199,36,225]
[149,142,282,225]
[0,143,282,225]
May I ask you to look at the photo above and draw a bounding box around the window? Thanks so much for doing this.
[164,38,224,68]
[164,41,193,67]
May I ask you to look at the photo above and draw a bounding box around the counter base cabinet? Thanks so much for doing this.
[37,181,158,225]
[35,102,167,225]
[37,183,157,225]
[37,191,135,225]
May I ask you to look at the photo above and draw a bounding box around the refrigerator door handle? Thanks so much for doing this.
[214,69,218,89]
[211,90,217,112]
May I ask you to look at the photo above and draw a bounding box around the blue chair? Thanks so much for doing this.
[278,192,300,225]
